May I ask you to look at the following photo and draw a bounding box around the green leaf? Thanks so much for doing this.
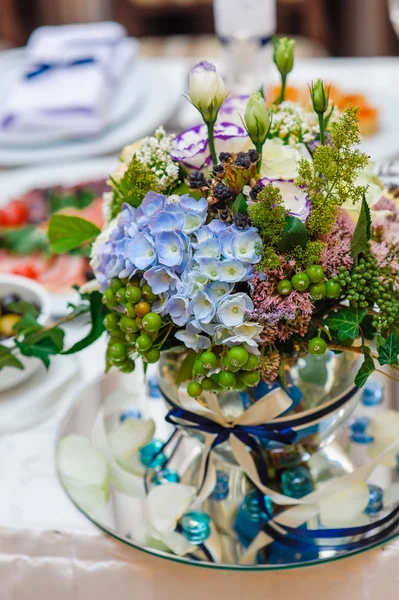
[48,188,95,214]
[361,314,376,341]
[63,291,107,354]
[175,350,197,385]
[278,216,308,252]
[48,215,100,254]
[15,328,65,369]
[378,332,399,366]
[354,346,375,388]
[0,226,48,255]
[231,193,248,215]
[13,313,41,336]
[325,307,368,341]
[7,301,40,317]
[350,195,371,264]
[0,345,23,370]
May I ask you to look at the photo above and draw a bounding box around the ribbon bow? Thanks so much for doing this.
[25,57,96,79]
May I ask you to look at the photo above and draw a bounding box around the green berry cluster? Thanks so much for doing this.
[187,346,261,397]
[103,277,164,372]
[333,255,399,331]
[277,264,341,301]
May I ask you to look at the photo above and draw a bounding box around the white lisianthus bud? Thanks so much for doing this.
[310,79,330,115]
[244,92,271,148]
[189,61,227,123]
[273,37,295,77]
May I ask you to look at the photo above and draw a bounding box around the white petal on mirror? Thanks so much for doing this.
[319,481,370,527]
[146,482,196,534]
[108,418,155,464]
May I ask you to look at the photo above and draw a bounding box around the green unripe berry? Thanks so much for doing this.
[143,347,161,364]
[142,312,162,333]
[104,313,120,331]
[142,284,158,303]
[119,359,136,373]
[115,287,127,304]
[227,346,249,368]
[120,315,139,333]
[193,360,207,376]
[242,354,260,371]
[125,303,136,318]
[110,278,123,293]
[126,286,143,304]
[217,371,237,389]
[201,377,213,391]
[234,372,247,391]
[200,351,218,370]
[305,265,325,283]
[108,342,127,362]
[277,279,292,296]
[103,288,116,307]
[210,373,222,391]
[187,381,202,398]
[109,332,126,344]
[309,282,327,300]
[308,337,327,356]
[291,272,310,292]
[242,371,261,387]
[136,334,153,352]
[125,332,139,344]
[325,280,341,299]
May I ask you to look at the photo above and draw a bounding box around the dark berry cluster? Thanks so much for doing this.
[250,183,263,200]
[188,171,206,189]
[234,150,259,169]
[219,152,232,163]
[213,182,233,202]
[233,213,252,229]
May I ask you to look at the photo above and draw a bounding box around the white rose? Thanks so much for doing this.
[260,138,310,180]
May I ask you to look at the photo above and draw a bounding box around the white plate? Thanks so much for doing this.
[0,156,118,315]
[0,354,77,433]
[0,48,144,146]
[0,58,180,166]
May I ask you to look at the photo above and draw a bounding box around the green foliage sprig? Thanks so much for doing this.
[111,157,159,218]
[296,106,369,236]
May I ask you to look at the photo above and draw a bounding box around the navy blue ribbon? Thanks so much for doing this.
[262,503,399,553]
[25,57,96,79]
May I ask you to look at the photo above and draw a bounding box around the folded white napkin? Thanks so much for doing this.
[0,22,138,139]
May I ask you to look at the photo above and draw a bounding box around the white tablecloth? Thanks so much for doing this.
[1,56,399,599]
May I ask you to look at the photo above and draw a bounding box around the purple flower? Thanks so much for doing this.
[171,123,248,171]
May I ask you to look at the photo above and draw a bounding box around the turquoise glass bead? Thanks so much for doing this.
[365,484,384,515]
[153,468,180,485]
[280,466,312,499]
[209,471,229,501]
[139,439,167,468]
[361,379,383,406]
[180,511,211,544]
[349,416,374,444]
[234,489,273,546]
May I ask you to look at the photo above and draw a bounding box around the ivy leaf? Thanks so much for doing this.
[13,313,41,336]
[278,216,308,252]
[0,346,23,370]
[354,346,375,388]
[15,328,65,369]
[360,314,376,341]
[378,332,399,366]
[7,301,40,317]
[63,291,107,354]
[48,215,100,254]
[175,350,197,385]
[231,193,248,215]
[325,307,368,341]
[350,195,371,264]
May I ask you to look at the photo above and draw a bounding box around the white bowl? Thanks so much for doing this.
[0,275,52,392]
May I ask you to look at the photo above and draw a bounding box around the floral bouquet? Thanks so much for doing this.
[4,37,399,565]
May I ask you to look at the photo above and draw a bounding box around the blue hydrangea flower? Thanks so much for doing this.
[126,232,156,270]
[218,259,247,283]
[135,192,166,229]
[144,265,179,294]
[217,293,253,327]
[156,231,185,267]
[188,290,215,324]
[164,295,190,326]
[231,229,262,263]
[197,258,219,281]
[194,238,220,259]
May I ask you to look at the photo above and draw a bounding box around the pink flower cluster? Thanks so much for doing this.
[250,267,314,344]
[320,210,354,277]
[371,197,399,289]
